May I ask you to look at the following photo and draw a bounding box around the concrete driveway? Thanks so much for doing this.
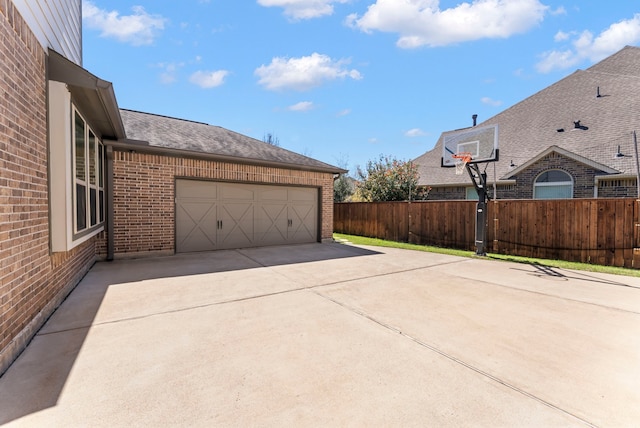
[1,242,639,427]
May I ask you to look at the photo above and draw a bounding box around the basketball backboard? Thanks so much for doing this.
[441,124,499,167]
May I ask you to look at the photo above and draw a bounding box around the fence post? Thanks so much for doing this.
[407,200,411,243]
[635,199,640,268]
[492,200,499,253]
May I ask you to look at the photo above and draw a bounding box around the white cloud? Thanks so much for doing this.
[536,49,579,73]
[155,62,185,84]
[288,101,315,111]
[257,0,349,20]
[82,1,166,46]
[255,53,362,91]
[336,109,351,117]
[347,0,547,48]
[189,70,229,88]
[405,128,426,137]
[481,96,503,106]
[537,13,640,73]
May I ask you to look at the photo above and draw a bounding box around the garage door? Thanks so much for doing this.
[175,180,318,253]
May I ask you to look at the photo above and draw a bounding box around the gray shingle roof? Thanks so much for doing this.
[414,45,640,186]
[119,109,344,173]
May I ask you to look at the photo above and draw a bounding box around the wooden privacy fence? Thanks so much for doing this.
[334,199,640,268]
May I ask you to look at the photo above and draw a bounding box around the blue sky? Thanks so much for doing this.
[81,1,640,174]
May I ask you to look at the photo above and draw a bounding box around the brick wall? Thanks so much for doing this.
[513,152,600,199]
[104,150,335,256]
[597,178,638,198]
[427,186,467,200]
[0,0,97,375]
[427,184,517,200]
[427,153,618,200]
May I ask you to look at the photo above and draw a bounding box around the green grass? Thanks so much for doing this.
[334,233,640,278]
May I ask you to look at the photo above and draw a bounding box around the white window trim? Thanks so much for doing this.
[533,170,574,199]
[49,81,104,252]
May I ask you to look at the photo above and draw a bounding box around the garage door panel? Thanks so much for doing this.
[289,203,317,243]
[176,180,318,252]
[220,184,255,201]
[177,179,217,198]
[256,203,288,245]
[219,203,254,249]
[289,187,316,202]
[176,201,218,252]
[260,187,288,202]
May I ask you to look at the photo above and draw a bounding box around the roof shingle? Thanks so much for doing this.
[119,109,344,174]
[415,45,640,186]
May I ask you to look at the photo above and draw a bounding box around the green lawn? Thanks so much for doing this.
[333,233,640,278]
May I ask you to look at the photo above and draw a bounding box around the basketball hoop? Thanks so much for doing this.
[452,152,472,175]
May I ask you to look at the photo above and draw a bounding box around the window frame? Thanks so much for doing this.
[71,106,105,239]
[533,169,573,200]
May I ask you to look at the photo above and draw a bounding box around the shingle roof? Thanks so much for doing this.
[119,109,344,174]
[414,45,640,186]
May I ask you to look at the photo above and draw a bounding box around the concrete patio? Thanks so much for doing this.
[1,242,639,427]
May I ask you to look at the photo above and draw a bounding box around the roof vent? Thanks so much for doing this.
[614,145,624,158]
[472,114,478,127]
[556,128,565,133]
[573,120,588,131]
[596,86,602,98]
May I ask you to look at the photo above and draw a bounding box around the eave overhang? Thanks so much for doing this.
[47,49,126,141]
[105,139,348,175]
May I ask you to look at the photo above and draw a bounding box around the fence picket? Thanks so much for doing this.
[334,199,639,268]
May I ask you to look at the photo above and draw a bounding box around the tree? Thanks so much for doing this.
[333,155,354,202]
[263,132,280,147]
[355,155,425,202]
[334,174,353,202]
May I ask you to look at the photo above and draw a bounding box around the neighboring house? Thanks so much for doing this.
[414,46,640,200]
[0,0,342,375]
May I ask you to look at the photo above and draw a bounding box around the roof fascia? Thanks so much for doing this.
[48,49,126,140]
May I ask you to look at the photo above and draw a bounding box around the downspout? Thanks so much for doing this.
[106,145,114,261]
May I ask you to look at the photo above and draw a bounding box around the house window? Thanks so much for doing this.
[466,187,478,200]
[73,108,104,235]
[534,170,573,199]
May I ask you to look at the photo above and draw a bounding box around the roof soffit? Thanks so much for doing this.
[47,49,126,140]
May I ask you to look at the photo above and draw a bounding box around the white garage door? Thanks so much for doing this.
[175,179,318,253]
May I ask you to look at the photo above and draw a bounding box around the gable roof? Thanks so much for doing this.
[503,145,618,179]
[414,45,640,186]
[116,109,345,174]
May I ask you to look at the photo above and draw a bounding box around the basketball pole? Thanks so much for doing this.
[465,163,489,256]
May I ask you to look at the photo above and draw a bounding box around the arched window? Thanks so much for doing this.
[533,170,573,199]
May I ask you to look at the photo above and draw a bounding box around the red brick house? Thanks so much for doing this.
[0,0,342,375]
[415,46,640,200]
